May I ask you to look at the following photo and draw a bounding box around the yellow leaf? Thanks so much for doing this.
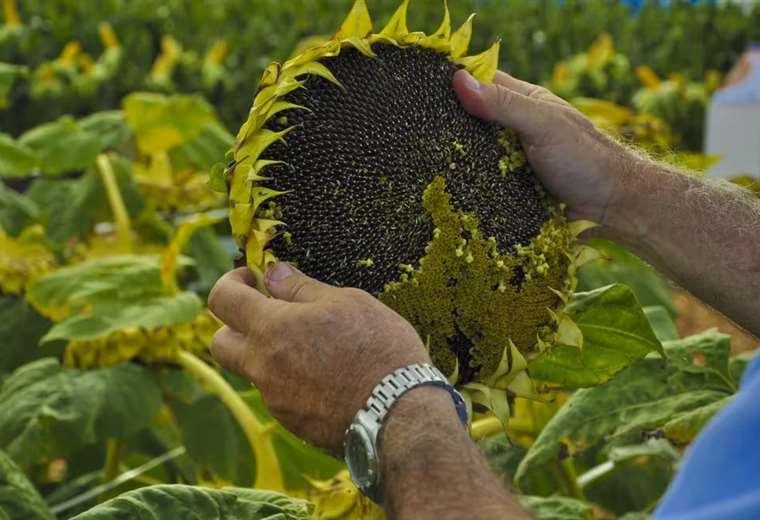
[450,14,475,59]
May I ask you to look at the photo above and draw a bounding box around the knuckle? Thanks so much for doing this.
[493,84,514,110]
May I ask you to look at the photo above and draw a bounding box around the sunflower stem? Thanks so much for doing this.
[2,0,21,27]
[99,438,123,502]
[96,154,133,252]
[555,458,585,500]
[176,351,284,491]
[470,416,535,441]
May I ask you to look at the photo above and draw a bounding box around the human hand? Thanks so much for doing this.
[453,69,640,232]
[207,262,430,454]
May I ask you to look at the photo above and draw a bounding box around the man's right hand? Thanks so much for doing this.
[453,69,639,238]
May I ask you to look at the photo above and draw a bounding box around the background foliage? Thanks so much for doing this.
[1,0,759,519]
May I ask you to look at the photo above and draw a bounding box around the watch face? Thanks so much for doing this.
[345,424,376,489]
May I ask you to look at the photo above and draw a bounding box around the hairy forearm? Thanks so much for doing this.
[380,386,530,520]
[604,157,760,338]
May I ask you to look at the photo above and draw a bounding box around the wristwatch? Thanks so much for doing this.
[343,362,469,505]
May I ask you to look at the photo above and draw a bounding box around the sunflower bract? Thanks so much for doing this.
[227,0,581,401]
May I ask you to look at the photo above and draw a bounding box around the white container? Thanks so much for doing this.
[705,45,760,178]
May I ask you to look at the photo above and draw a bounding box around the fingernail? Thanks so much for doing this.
[462,71,481,92]
[267,262,295,282]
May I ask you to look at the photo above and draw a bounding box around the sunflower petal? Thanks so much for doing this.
[344,36,377,57]
[568,220,599,237]
[458,39,500,83]
[419,0,451,50]
[380,0,410,39]
[291,61,342,87]
[450,13,475,59]
[237,127,295,168]
[336,0,373,40]
[247,159,283,182]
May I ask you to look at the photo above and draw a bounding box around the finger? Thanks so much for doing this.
[210,325,250,376]
[453,69,555,139]
[208,267,272,334]
[264,262,338,303]
[493,71,570,108]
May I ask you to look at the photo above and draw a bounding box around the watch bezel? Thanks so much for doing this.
[344,422,378,491]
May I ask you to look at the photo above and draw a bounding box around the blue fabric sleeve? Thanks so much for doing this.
[653,351,760,520]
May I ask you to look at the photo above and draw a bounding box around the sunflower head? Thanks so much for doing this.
[225,0,585,417]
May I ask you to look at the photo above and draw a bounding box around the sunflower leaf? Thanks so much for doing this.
[71,485,313,520]
[529,284,664,388]
[0,449,54,520]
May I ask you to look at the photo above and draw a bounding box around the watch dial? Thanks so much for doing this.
[346,425,374,488]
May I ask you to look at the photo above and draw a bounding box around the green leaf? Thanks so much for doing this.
[207,163,228,193]
[0,63,27,109]
[71,485,313,520]
[580,439,679,515]
[79,111,132,151]
[0,297,52,376]
[519,495,592,520]
[0,183,39,236]
[28,255,164,315]
[169,393,251,485]
[171,121,234,172]
[122,93,215,155]
[24,159,146,245]
[529,284,664,388]
[644,305,679,341]
[241,389,344,489]
[186,227,233,292]
[0,133,39,177]
[0,359,162,469]
[729,350,758,384]
[516,330,735,487]
[0,449,54,520]
[577,240,675,316]
[661,395,733,442]
[41,292,202,343]
[19,116,103,176]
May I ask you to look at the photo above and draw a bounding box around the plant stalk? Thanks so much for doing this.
[470,416,536,441]
[96,154,133,252]
[99,438,123,502]
[176,351,284,491]
[554,458,585,501]
[2,0,21,27]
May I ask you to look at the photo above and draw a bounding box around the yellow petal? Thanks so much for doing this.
[247,159,283,182]
[568,219,599,237]
[259,62,282,88]
[291,61,342,87]
[344,36,376,57]
[336,0,373,40]
[419,0,451,50]
[380,0,410,39]
[556,314,583,350]
[265,100,309,122]
[236,127,295,170]
[458,40,500,83]
[229,202,253,240]
[450,13,475,59]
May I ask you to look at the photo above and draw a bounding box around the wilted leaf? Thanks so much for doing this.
[529,284,664,387]
[0,358,162,469]
[516,330,735,486]
[71,485,313,520]
[0,133,39,177]
[729,350,758,385]
[520,495,592,520]
[0,449,54,520]
[123,93,215,154]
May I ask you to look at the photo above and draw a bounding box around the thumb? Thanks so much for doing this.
[453,69,550,139]
[264,261,336,303]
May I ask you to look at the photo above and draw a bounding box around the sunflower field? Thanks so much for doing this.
[1,1,758,519]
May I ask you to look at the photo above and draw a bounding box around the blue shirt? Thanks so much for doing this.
[653,353,760,519]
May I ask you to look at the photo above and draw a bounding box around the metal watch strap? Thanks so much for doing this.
[345,362,468,505]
